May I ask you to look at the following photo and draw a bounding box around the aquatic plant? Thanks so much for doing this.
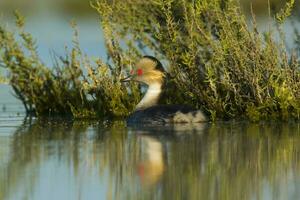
[1,0,300,120]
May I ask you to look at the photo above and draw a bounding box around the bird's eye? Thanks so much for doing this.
[137,69,143,76]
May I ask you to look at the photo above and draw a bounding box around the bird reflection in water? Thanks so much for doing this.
[131,122,208,187]
[138,135,164,186]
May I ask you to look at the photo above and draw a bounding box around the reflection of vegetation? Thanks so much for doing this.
[1,120,300,199]
[1,0,300,120]
[0,118,104,200]
[162,123,300,200]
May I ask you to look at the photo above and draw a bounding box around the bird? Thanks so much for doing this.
[121,55,208,125]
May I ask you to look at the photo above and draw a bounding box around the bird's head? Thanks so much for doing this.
[121,56,165,85]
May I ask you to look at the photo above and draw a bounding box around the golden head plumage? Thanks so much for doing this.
[122,56,165,85]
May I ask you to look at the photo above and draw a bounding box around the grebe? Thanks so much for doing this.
[122,56,208,124]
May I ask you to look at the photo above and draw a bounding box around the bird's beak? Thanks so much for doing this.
[120,75,132,82]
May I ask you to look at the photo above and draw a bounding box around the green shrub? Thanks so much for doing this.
[92,0,300,120]
[0,11,140,118]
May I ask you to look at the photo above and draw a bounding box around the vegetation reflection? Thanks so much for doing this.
[1,121,300,199]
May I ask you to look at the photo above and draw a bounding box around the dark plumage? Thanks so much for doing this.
[127,105,196,124]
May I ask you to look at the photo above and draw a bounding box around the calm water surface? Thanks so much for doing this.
[1,113,300,200]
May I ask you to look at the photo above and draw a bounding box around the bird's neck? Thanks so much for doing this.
[135,82,162,110]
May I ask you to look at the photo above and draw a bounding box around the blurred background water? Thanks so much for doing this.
[1,1,300,200]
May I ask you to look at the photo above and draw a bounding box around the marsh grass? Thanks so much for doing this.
[1,0,300,121]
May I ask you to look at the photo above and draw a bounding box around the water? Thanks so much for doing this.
[1,120,300,200]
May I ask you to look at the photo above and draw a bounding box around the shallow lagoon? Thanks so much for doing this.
[1,103,300,200]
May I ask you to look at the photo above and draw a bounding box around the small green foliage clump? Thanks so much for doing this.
[0,11,140,118]
[1,0,300,121]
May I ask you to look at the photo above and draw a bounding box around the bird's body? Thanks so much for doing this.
[122,56,208,124]
[127,104,207,125]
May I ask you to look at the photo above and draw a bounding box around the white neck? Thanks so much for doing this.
[136,83,162,110]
